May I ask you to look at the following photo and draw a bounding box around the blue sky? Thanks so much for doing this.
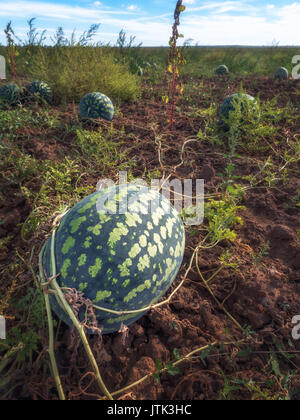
[0,0,299,46]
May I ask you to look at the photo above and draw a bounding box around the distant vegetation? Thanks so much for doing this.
[133,45,300,77]
[0,19,299,105]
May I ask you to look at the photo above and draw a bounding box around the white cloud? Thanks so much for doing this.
[0,1,300,46]
[187,1,256,13]
[112,2,300,46]
[0,1,136,20]
[181,6,300,45]
[127,5,139,11]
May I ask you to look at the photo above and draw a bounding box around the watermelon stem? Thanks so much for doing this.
[39,230,114,401]
[38,244,66,401]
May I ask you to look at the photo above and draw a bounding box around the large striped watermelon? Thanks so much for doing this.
[27,80,53,104]
[219,93,260,128]
[215,65,229,75]
[79,92,114,121]
[41,184,185,334]
[274,67,289,81]
[0,83,21,105]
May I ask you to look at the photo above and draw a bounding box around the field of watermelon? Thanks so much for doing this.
[0,21,300,400]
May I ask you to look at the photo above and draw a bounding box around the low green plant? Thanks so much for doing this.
[43,158,82,199]
[1,284,46,370]
[76,128,130,173]
[0,150,40,191]
[219,93,297,156]
[219,371,241,400]
[154,356,181,384]
[285,190,300,210]
[6,327,40,365]
[0,108,59,141]
[203,198,245,247]
[21,157,87,240]
[251,241,270,266]
[183,195,245,248]
[219,251,240,270]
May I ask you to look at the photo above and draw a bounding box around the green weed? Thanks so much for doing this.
[76,128,131,173]
[251,241,270,266]
[286,190,300,210]
[203,198,245,246]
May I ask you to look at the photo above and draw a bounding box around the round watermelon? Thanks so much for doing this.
[0,83,21,105]
[27,80,53,104]
[79,92,114,121]
[274,67,289,81]
[219,93,260,128]
[41,184,185,334]
[215,65,229,75]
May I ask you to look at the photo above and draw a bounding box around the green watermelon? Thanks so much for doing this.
[79,92,114,121]
[41,184,185,334]
[0,83,21,105]
[274,67,289,81]
[215,65,229,75]
[27,80,53,104]
[219,93,260,128]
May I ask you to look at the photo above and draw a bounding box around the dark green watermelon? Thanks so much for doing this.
[219,93,260,128]
[27,80,53,104]
[41,184,185,334]
[0,83,21,105]
[274,67,289,81]
[215,65,229,75]
[79,92,114,121]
